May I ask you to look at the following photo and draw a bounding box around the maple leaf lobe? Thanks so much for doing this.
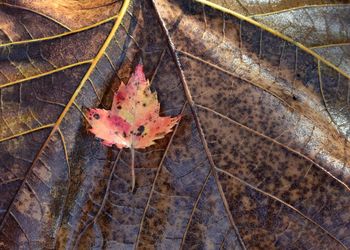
[86,64,181,149]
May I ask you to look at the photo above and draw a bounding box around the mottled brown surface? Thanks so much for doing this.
[209,0,350,121]
[0,0,349,249]
[0,4,68,43]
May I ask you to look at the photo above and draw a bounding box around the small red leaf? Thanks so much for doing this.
[86,64,181,148]
[86,64,181,191]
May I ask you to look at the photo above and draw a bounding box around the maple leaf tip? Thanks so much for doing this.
[134,64,145,80]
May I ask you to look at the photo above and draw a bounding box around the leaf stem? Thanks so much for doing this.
[131,146,135,192]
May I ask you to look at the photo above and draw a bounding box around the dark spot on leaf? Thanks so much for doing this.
[123,132,127,138]
[93,113,100,120]
[136,125,145,136]
[117,106,122,109]
[143,103,146,107]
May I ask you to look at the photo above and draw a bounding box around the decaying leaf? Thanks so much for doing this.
[86,63,181,190]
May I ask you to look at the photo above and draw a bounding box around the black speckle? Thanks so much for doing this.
[292,95,298,101]
[93,113,100,120]
[123,132,127,138]
[136,125,145,136]
[117,106,122,109]
[143,103,146,107]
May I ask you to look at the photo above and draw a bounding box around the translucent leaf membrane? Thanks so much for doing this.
[252,5,350,47]
[313,45,350,76]
[208,0,349,16]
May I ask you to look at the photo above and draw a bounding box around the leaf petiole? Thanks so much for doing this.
[131,146,135,192]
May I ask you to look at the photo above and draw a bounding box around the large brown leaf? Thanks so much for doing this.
[0,0,349,249]
[204,0,350,138]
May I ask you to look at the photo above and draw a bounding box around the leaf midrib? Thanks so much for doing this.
[150,1,248,248]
